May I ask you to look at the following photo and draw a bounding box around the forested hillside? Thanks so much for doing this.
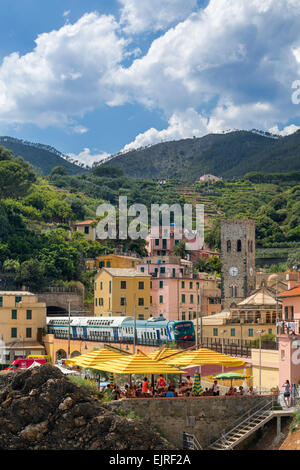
[100,130,300,180]
[0,141,299,292]
[0,137,85,176]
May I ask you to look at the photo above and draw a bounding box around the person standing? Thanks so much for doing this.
[282,380,291,408]
[142,377,149,397]
[291,383,297,407]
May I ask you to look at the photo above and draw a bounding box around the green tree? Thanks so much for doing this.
[205,255,222,274]
[50,166,67,178]
[205,219,221,250]
[92,166,124,178]
[15,259,45,291]
[194,257,207,272]
[287,250,300,270]
[172,241,190,259]
[0,159,36,199]
[3,259,20,273]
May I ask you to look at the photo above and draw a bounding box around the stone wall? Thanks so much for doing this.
[105,395,272,449]
[37,291,84,314]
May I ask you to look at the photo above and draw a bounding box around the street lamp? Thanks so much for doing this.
[196,285,199,348]
[257,329,265,395]
[133,292,137,354]
[67,300,71,359]
[220,329,228,373]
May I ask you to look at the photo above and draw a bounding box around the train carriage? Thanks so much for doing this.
[47,316,195,345]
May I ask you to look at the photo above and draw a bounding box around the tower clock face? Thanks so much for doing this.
[229,266,238,277]
[250,267,254,276]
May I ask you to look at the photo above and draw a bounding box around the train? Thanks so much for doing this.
[47,316,195,344]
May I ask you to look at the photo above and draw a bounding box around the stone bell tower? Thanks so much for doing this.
[221,219,256,310]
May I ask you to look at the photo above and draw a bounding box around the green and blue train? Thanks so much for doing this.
[47,316,195,344]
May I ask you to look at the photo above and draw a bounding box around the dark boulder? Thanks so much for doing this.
[0,364,174,450]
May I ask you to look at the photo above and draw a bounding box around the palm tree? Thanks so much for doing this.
[172,241,190,259]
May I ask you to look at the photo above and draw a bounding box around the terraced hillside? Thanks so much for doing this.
[177,185,224,226]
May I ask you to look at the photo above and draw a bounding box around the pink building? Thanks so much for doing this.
[277,284,300,387]
[146,225,219,263]
[137,256,221,321]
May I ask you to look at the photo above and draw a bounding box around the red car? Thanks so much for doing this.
[4,358,47,370]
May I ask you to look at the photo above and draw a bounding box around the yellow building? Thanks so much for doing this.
[95,254,140,270]
[0,291,46,362]
[94,268,151,319]
[201,288,281,344]
[74,220,96,241]
[250,349,279,390]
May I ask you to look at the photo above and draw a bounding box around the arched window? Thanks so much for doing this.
[227,240,231,252]
[250,241,253,253]
[237,240,242,252]
[230,286,238,297]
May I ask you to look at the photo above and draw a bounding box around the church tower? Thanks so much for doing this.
[221,219,256,310]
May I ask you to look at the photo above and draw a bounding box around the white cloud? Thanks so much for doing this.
[122,102,282,150]
[118,0,198,34]
[269,124,300,136]
[63,10,71,18]
[72,125,89,134]
[112,0,300,146]
[0,13,127,129]
[122,108,210,150]
[68,148,110,166]
[2,1,300,152]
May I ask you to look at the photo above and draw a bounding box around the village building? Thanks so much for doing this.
[201,287,282,345]
[137,256,221,321]
[198,174,222,183]
[146,224,219,263]
[86,253,140,271]
[94,268,151,319]
[277,283,300,387]
[0,291,46,362]
[74,220,97,241]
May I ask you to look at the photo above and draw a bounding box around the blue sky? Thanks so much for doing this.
[0,0,300,166]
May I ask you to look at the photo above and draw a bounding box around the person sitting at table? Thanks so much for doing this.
[166,386,175,398]
[135,384,142,398]
[123,384,132,398]
[184,376,193,393]
[176,382,184,396]
[169,379,176,392]
[157,375,167,392]
[210,380,220,396]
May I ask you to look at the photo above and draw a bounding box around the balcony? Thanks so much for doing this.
[277,319,300,336]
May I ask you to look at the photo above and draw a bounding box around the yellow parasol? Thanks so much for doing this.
[159,348,246,367]
[65,349,124,368]
[86,350,182,374]
[147,348,187,361]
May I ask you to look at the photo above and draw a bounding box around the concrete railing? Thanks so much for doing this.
[201,380,229,395]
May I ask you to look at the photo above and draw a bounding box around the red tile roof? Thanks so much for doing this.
[75,220,96,226]
[277,285,300,298]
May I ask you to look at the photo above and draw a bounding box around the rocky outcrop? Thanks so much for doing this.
[0,365,173,450]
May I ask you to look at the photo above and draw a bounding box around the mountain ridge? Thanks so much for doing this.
[100,130,300,180]
[0,136,86,176]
